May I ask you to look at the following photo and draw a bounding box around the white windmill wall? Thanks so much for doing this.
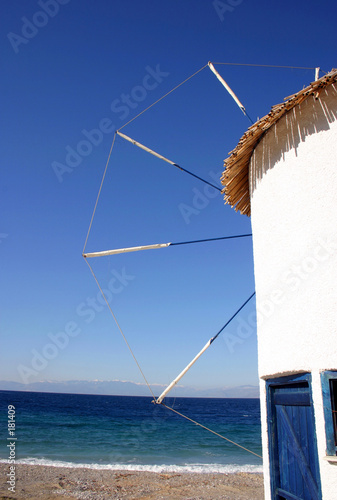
[249,83,337,499]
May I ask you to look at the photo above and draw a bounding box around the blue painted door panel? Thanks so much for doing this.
[269,378,321,500]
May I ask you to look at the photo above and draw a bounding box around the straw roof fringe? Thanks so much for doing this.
[221,69,337,216]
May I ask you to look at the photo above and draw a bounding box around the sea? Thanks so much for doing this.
[0,390,262,474]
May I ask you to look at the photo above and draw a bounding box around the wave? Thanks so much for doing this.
[0,457,263,474]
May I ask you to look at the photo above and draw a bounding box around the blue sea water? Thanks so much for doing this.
[0,391,262,473]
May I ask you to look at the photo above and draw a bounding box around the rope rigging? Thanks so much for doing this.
[171,233,252,247]
[118,63,209,132]
[82,59,313,459]
[159,402,262,459]
[84,257,157,401]
[213,62,320,71]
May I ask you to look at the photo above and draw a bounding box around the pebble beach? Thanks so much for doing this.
[0,463,264,499]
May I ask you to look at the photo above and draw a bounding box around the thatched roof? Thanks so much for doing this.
[221,68,337,216]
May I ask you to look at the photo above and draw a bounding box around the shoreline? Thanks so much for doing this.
[0,463,264,499]
[0,458,263,474]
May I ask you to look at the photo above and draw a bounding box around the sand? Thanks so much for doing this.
[0,463,264,499]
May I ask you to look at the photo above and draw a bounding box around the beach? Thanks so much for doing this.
[0,463,264,499]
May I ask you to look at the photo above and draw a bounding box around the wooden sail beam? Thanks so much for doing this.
[208,62,253,123]
[83,243,171,258]
[156,339,212,404]
[116,131,178,166]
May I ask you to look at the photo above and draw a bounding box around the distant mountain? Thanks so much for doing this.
[0,380,259,398]
[193,385,260,399]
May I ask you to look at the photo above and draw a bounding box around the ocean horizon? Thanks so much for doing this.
[0,390,263,474]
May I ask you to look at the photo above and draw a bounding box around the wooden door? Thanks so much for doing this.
[268,375,321,500]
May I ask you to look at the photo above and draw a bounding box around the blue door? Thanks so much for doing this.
[267,374,321,500]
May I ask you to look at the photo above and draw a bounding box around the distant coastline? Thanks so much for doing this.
[0,380,259,398]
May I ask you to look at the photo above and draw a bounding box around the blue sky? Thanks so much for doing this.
[1,0,336,396]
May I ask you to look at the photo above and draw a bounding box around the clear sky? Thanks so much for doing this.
[1,0,336,396]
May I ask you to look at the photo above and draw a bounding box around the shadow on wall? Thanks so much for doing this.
[250,83,337,192]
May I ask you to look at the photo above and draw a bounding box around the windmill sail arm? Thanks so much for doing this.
[116,131,177,166]
[208,61,246,112]
[155,339,212,404]
[83,242,171,258]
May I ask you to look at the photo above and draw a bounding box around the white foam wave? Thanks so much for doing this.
[0,458,262,474]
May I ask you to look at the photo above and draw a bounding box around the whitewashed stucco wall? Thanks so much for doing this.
[249,83,337,499]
